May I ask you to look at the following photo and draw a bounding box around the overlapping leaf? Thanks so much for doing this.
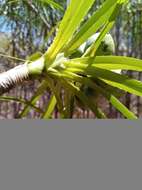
[50,70,137,119]
[45,0,96,63]
[64,56,142,71]
[64,0,127,56]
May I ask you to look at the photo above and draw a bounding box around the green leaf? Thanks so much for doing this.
[45,76,64,116]
[65,65,142,98]
[63,90,75,118]
[84,67,142,97]
[65,0,126,55]
[45,0,96,64]
[51,70,136,119]
[83,78,137,119]
[50,71,106,118]
[92,56,142,71]
[93,56,142,71]
[64,56,142,71]
[109,95,137,119]
[26,52,43,62]
[85,1,125,57]
[42,94,57,119]
[65,62,142,97]
[60,79,106,118]
[0,96,42,113]
[19,80,49,118]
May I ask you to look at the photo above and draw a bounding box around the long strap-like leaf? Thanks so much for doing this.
[42,94,57,119]
[64,56,142,71]
[50,70,136,119]
[45,0,96,65]
[65,0,117,54]
[84,67,142,97]
[65,0,127,55]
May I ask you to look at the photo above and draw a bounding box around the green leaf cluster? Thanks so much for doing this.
[3,0,142,119]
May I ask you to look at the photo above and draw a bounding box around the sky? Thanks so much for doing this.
[0,16,12,34]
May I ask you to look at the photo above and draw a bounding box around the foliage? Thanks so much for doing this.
[1,0,142,119]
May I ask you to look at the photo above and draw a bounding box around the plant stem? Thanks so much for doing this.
[0,56,45,95]
[0,64,29,95]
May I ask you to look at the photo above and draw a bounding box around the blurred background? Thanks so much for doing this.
[0,0,142,118]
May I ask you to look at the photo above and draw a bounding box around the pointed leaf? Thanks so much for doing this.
[64,56,142,71]
[45,0,96,63]
[65,0,127,55]
[42,94,57,119]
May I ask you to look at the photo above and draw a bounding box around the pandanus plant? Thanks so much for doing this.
[1,0,142,119]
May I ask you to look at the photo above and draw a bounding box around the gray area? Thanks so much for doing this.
[0,121,142,190]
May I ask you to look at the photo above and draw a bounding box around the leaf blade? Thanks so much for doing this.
[45,0,96,62]
[65,0,127,55]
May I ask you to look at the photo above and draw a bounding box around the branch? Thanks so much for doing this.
[0,64,29,95]
[0,56,45,95]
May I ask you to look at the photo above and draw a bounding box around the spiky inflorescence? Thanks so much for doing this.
[0,64,29,95]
